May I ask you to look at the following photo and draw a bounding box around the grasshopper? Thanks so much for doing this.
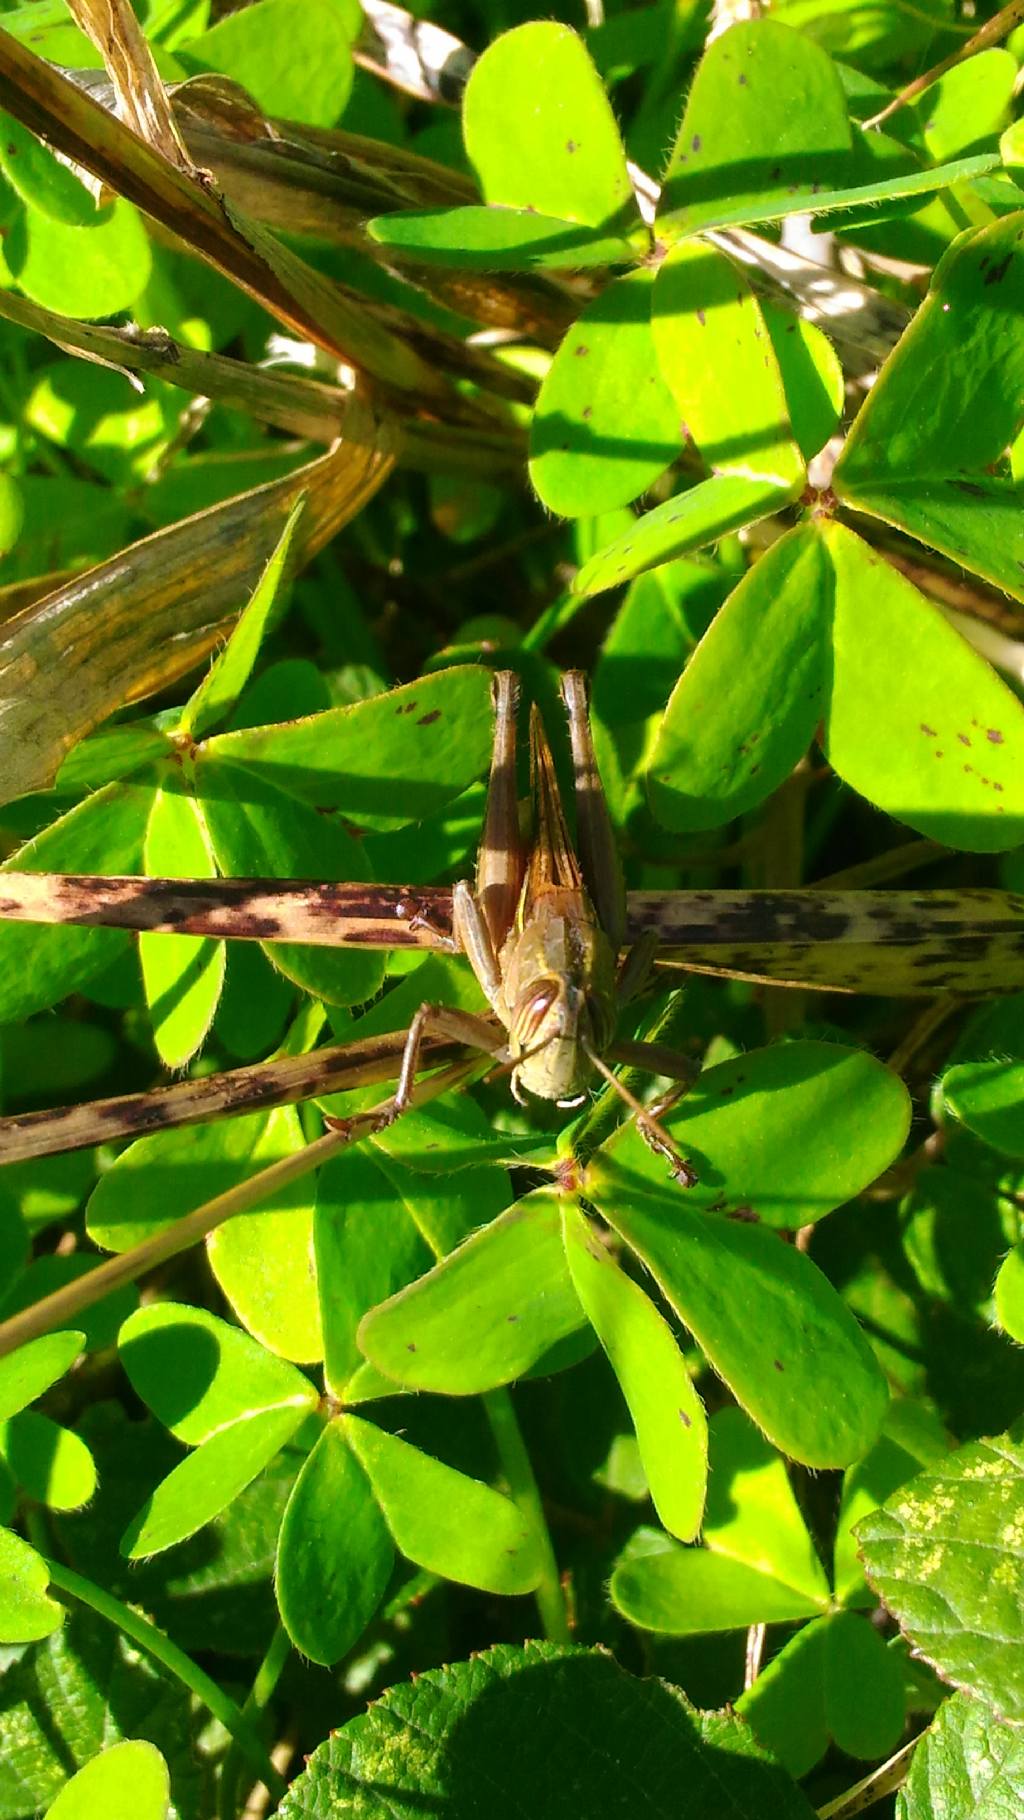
[378,670,697,1181]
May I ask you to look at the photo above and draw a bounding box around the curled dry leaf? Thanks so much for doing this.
[64,0,193,171]
[0,416,394,801]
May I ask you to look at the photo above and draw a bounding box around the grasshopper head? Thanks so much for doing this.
[508,969,615,1106]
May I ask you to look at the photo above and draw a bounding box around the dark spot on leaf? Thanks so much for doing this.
[692,134,702,152]
[575,343,589,357]
[920,723,937,737]
[773,1359,785,1372]
[566,139,578,153]
[987,728,1005,744]
[582,406,593,419]
[935,750,943,759]
[678,1410,692,1428]
[406,1342,417,1352]
[507,1314,519,1323]
[769,165,782,180]
[696,309,706,326]
[983,251,1013,286]
[738,73,747,84]
[396,700,417,714]
[418,709,441,727]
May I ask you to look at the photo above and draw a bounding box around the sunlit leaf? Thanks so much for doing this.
[6,197,151,317]
[562,1200,706,1541]
[0,1409,96,1511]
[858,1423,1024,1719]
[530,266,681,516]
[0,1331,84,1423]
[462,22,636,230]
[278,1642,818,1818]
[178,0,354,127]
[658,20,852,235]
[276,1419,394,1666]
[0,1526,63,1642]
[899,1689,1024,1820]
[834,213,1024,603]
[43,1740,170,1820]
[121,1402,307,1556]
[358,1187,589,1395]
[345,1415,542,1594]
[118,1301,316,1442]
[651,240,804,490]
[140,782,225,1068]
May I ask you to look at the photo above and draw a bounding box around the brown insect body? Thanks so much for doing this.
[454,681,622,1108]
[500,882,617,1105]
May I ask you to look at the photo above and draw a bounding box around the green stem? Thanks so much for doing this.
[483,1387,570,1644]
[43,1558,286,1804]
[218,1623,293,1820]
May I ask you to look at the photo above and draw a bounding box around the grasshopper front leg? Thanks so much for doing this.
[373,672,528,1132]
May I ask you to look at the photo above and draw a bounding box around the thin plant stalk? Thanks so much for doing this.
[44,1558,286,1802]
[483,1387,570,1645]
[218,1623,293,1820]
[0,1060,480,1360]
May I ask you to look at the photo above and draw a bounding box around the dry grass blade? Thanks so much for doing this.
[3,875,1023,997]
[0,876,448,947]
[0,288,523,472]
[0,424,394,801]
[0,286,350,444]
[639,888,1024,996]
[65,0,193,169]
[863,0,1024,129]
[0,29,445,396]
[0,1027,469,1163]
[169,80,571,347]
[0,1057,480,1361]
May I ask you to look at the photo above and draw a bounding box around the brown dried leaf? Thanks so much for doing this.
[0,418,394,802]
[65,0,192,170]
[0,30,445,398]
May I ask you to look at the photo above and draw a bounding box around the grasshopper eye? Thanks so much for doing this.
[513,979,560,1048]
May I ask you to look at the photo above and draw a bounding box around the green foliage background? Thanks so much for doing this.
[0,0,1024,1815]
